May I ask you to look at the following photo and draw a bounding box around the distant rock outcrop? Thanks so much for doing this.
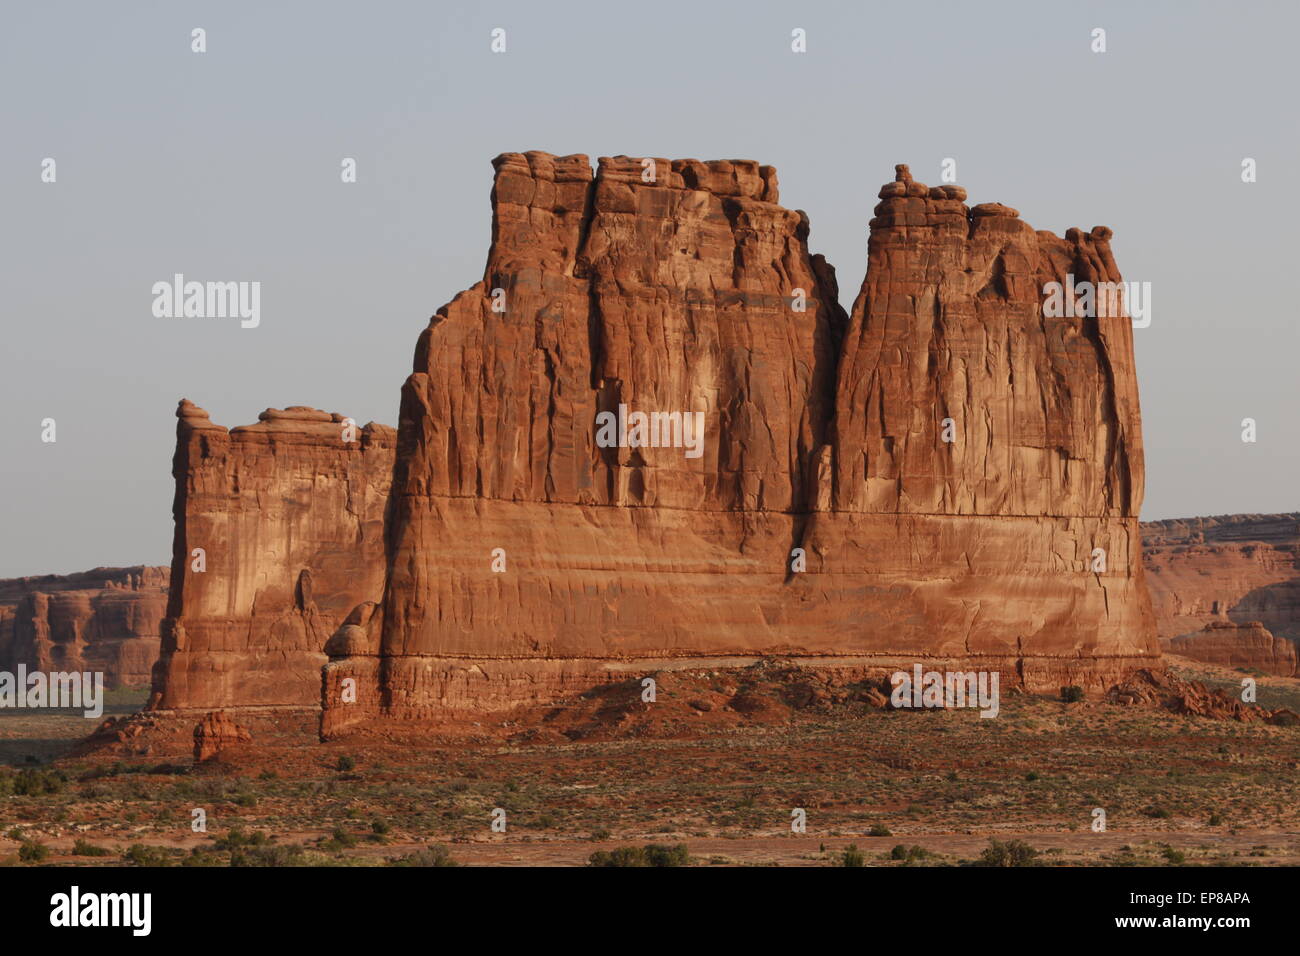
[0,567,169,688]
[1166,621,1297,677]
[1142,513,1300,674]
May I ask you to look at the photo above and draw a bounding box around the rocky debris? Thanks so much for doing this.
[1166,621,1297,677]
[508,661,903,742]
[149,402,396,711]
[1105,668,1298,725]
[0,566,169,688]
[193,711,253,763]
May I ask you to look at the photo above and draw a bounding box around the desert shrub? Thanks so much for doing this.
[122,843,171,866]
[230,844,305,867]
[72,838,111,857]
[12,769,66,796]
[320,826,357,851]
[840,844,865,867]
[371,819,390,835]
[588,843,690,867]
[868,824,892,837]
[975,839,1039,867]
[387,846,459,867]
[19,840,49,863]
[1162,846,1186,865]
[890,844,931,862]
[213,826,270,850]
[335,756,356,772]
[1061,686,1085,703]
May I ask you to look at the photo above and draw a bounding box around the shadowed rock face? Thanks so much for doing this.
[0,567,168,688]
[1143,513,1300,674]
[315,155,1158,735]
[147,403,395,710]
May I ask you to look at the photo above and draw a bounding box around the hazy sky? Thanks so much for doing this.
[3,0,1297,577]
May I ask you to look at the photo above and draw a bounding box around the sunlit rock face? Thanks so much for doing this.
[319,155,1158,736]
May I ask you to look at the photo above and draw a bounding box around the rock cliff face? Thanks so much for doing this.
[1142,513,1300,674]
[148,402,395,711]
[0,567,168,688]
[318,155,1158,735]
[1166,622,1297,677]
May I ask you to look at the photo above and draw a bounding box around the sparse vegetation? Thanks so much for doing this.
[588,843,690,867]
[973,839,1039,867]
[387,846,458,867]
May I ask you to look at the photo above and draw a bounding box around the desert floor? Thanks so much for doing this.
[1,657,1297,867]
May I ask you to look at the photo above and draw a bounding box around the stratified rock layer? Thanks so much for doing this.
[320,155,1159,736]
[148,402,395,710]
[1143,513,1300,673]
[0,567,168,688]
[1166,621,1297,677]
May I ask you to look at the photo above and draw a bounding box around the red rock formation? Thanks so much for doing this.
[0,567,168,688]
[193,711,253,763]
[148,401,395,711]
[1142,514,1300,649]
[319,155,1159,736]
[1165,621,1297,677]
[801,164,1155,688]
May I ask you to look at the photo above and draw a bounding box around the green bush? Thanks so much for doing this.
[387,846,459,867]
[19,840,49,863]
[10,769,67,796]
[975,839,1039,867]
[230,844,305,867]
[588,843,690,867]
[72,838,112,857]
[868,824,892,837]
[213,826,269,850]
[122,843,171,866]
[890,844,932,863]
[1061,686,1085,703]
[841,844,865,867]
[335,756,356,772]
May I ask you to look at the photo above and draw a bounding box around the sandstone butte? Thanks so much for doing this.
[1143,513,1300,676]
[142,154,1163,737]
[0,567,168,689]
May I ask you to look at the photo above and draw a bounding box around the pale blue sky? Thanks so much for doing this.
[2,0,1297,576]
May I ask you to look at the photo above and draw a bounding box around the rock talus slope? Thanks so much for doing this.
[319,156,1159,735]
